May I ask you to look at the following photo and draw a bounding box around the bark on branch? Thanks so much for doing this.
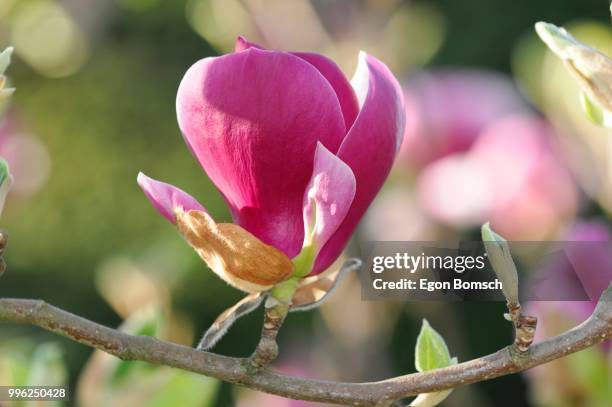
[0,283,610,406]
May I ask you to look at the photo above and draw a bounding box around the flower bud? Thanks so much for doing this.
[535,22,612,113]
[481,222,519,306]
[175,209,294,293]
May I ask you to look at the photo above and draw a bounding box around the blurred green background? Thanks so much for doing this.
[0,0,611,406]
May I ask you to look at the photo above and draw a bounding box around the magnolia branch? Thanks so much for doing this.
[0,284,610,406]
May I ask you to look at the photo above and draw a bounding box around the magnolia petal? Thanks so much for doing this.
[303,142,356,254]
[175,209,294,293]
[313,52,406,274]
[293,52,360,130]
[234,36,360,130]
[290,258,361,312]
[137,172,206,224]
[176,48,346,258]
[197,292,264,350]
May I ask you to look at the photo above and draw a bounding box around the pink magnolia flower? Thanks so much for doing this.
[138,37,405,290]
[417,115,577,239]
[400,69,525,170]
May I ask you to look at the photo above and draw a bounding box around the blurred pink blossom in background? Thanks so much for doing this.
[400,69,525,170]
[418,115,578,239]
[369,69,580,240]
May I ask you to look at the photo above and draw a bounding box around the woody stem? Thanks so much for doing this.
[249,277,299,368]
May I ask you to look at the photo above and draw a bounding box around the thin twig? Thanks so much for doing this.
[0,283,610,406]
[249,298,289,368]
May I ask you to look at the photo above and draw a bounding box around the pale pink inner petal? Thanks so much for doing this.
[303,142,356,255]
[137,172,206,224]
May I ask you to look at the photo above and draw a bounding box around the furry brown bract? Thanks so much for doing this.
[175,209,294,293]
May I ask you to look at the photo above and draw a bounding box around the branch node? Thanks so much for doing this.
[506,302,537,353]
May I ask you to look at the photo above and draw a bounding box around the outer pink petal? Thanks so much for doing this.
[303,142,356,254]
[293,52,360,130]
[313,52,406,274]
[176,48,346,257]
[235,37,360,130]
[137,172,206,224]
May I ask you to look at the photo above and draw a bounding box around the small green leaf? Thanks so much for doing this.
[481,222,519,305]
[415,319,452,372]
[412,321,457,406]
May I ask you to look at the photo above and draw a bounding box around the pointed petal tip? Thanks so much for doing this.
[137,172,206,224]
[136,171,151,192]
[356,51,379,69]
[235,35,249,52]
[314,140,327,154]
[234,35,263,52]
[136,171,147,184]
[534,21,577,57]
